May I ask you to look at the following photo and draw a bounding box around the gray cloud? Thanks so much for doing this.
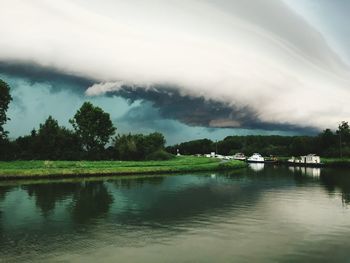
[109,85,317,133]
[1,0,350,131]
[0,61,93,95]
[0,62,317,134]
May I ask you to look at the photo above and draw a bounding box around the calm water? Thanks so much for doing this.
[1,165,350,262]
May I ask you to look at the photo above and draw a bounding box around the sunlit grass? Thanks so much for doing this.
[0,156,247,178]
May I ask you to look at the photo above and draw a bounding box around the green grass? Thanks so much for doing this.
[321,157,350,167]
[0,156,247,179]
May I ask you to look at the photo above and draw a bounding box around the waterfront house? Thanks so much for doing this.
[288,154,321,164]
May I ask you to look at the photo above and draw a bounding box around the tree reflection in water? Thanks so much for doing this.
[70,182,113,224]
[22,181,113,223]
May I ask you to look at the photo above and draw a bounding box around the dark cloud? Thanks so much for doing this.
[109,86,317,134]
[0,62,317,134]
[0,60,93,94]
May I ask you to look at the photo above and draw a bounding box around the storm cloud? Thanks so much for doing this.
[1,0,350,132]
[0,62,316,133]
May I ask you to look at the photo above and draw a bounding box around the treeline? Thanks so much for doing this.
[1,79,350,160]
[0,107,170,161]
[0,79,171,161]
[166,122,350,158]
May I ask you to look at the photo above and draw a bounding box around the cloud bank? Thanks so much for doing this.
[1,0,350,130]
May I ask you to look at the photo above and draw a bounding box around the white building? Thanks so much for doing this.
[288,154,321,164]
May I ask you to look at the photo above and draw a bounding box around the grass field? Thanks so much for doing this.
[321,158,350,167]
[0,156,247,179]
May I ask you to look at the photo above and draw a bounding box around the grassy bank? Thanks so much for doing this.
[0,156,247,179]
[321,158,350,167]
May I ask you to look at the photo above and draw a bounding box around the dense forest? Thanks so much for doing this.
[166,124,350,157]
[0,79,349,161]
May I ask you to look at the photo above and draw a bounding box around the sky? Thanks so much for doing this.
[0,0,349,144]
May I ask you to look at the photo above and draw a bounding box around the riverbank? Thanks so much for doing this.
[321,158,350,167]
[0,156,247,179]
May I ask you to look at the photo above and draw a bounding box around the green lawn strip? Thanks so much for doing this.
[0,157,247,178]
[321,158,350,167]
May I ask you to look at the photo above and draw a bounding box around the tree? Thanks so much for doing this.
[70,102,116,154]
[0,79,12,140]
[36,116,82,160]
[114,134,138,160]
[14,117,82,160]
[144,132,166,154]
[337,121,350,140]
[336,121,350,157]
[114,132,166,160]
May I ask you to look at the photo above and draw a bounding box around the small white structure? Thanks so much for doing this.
[288,154,321,164]
[247,153,265,163]
[233,153,246,161]
[301,154,321,164]
[215,154,225,159]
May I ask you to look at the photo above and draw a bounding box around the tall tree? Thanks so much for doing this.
[36,116,82,160]
[337,121,350,140]
[336,121,350,157]
[0,79,12,140]
[70,102,116,153]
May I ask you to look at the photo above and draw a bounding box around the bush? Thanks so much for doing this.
[146,150,174,161]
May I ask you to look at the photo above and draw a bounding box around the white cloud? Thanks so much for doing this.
[1,0,350,129]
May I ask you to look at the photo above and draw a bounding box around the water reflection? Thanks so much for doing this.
[70,182,113,224]
[320,169,350,205]
[287,166,350,205]
[249,162,265,172]
[288,166,321,177]
[0,168,350,262]
[23,183,81,216]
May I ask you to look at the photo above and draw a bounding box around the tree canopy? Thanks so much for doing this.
[69,102,116,154]
[0,79,12,140]
[114,132,167,160]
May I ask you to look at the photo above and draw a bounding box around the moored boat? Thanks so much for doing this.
[247,153,264,163]
[233,153,246,161]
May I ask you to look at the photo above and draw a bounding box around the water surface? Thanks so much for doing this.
[1,165,350,262]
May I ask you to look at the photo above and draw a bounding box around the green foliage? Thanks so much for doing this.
[166,138,214,155]
[0,89,349,162]
[166,121,350,158]
[70,102,116,154]
[114,132,166,160]
[146,149,174,161]
[0,79,12,140]
[14,116,82,160]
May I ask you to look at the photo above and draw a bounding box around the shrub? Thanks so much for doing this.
[146,150,174,161]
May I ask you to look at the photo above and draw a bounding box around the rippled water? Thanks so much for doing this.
[1,165,350,262]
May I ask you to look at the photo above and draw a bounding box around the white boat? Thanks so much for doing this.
[233,153,246,161]
[215,154,225,159]
[247,153,264,163]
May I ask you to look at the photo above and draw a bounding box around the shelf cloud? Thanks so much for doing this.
[1,0,350,131]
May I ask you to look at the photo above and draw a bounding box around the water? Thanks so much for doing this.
[1,165,350,262]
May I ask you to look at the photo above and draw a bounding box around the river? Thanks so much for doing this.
[1,165,350,262]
